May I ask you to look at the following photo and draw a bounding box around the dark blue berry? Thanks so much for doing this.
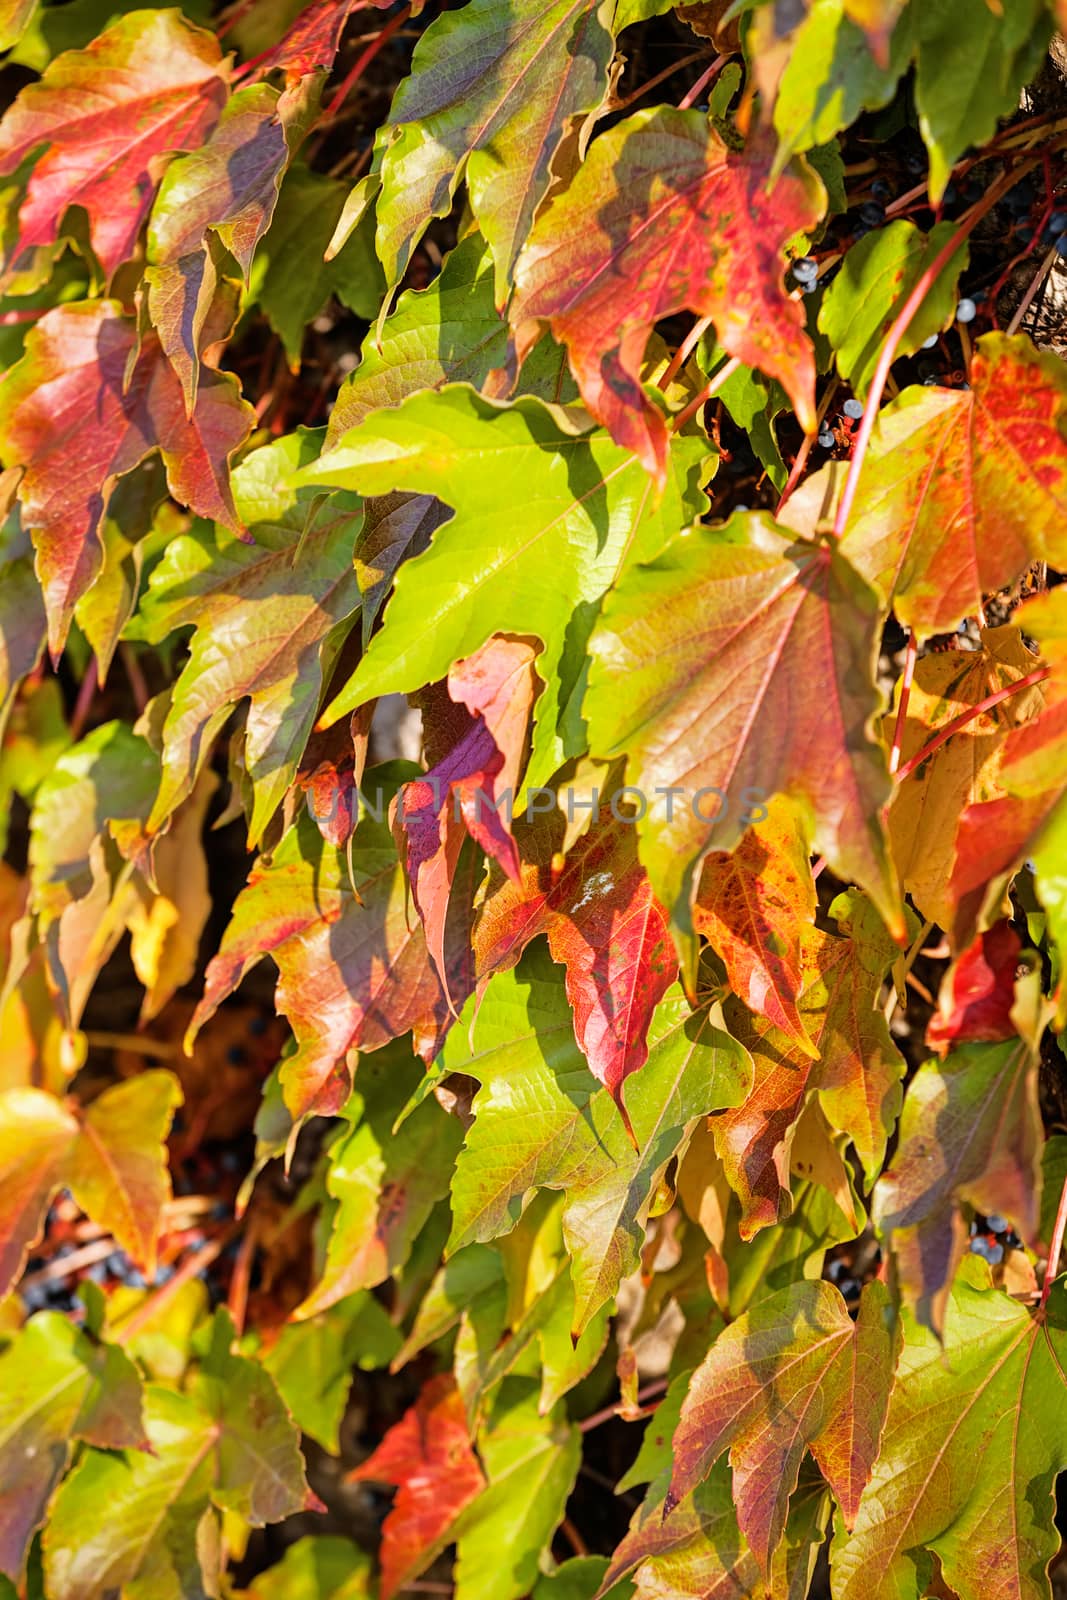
[842,398,864,420]
[859,200,885,226]
[871,178,892,203]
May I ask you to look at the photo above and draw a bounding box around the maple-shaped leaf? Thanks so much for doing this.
[190,798,464,1122]
[829,335,1067,639]
[131,433,365,845]
[712,890,905,1236]
[145,83,295,407]
[692,797,817,1055]
[349,1373,485,1600]
[669,1280,896,1569]
[874,1036,1042,1330]
[511,110,823,480]
[397,634,537,985]
[0,300,254,653]
[0,1311,146,1581]
[584,513,901,955]
[441,945,750,1332]
[0,9,227,281]
[833,1259,1067,1600]
[369,0,614,306]
[0,1070,181,1294]
[926,920,1023,1056]
[885,625,1046,931]
[297,384,707,787]
[325,232,572,447]
[474,803,677,1129]
[43,1310,313,1600]
[295,1042,464,1318]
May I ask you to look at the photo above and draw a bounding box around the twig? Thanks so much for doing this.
[113,1224,239,1345]
[560,1518,589,1558]
[323,5,412,121]
[226,1215,259,1337]
[893,666,1049,785]
[775,379,838,516]
[20,1237,116,1289]
[677,52,729,112]
[85,1030,178,1059]
[614,47,708,115]
[69,662,99,740]
[579,1377,668,1433]
[661,314,713,390]
[1005,244,1058,337]
[119,642,149,713]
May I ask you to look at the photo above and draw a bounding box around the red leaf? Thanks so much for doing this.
[0,301,254,653]
[693,799,817,1056]
[926,920,1022,1056]
[395,635,538,985]
[348,1374,484,1600]
[512,111,822,480]
[0,10,227,281]
[474,802,677,1126]
[248,0,359,82]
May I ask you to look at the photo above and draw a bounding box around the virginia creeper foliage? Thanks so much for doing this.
[2,1,1067,1597]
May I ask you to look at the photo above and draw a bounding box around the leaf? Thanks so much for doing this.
[0,502,45,727]
[452,1380,581,1600]
[66,1070,182,1279]
[0,1311,146,1581]
[298,385,707,786]
[127,768,217,1019]
[370,0,614,304]
[348,1373,485,1600]
[295,1042,464,1317]
[914,0,1051,202]
[0,9,227,280]
[248,0,359,81]
[773,0,911,164]
[0,300,255,653]
[873,1037,1043,1330]
[441,945,750,1331]
[584,513,902,955]
[712,891,905,1236]
[132,432,364,844]
[512,110,824,480]
[43,1310,313,1600]
[263,1293,401,1453]
[145,82,294,406]
[324,232,572,447]
[692,797,817,1055]
[832,1260,1067,1600]
[0,1086,78,1297]
[0,0,37,52]
[243,1536,373,1600]
[396,634,537,987]
[668,1279,896,1568]
[476,802,678,1126]
[190,799,463,1121]
[252,163,384,369]
[818,219,966,399]
[831,334,1067,639]
[926,919,1024,1055]
[885,626,1047,930]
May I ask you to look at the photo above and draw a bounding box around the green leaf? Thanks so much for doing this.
[371,0,614,303]
[296,1043,464,1317]
[773,0,913,166]
[264,1293,401,1453]
[251,164,384,370]
[441,945,751,1331]
[242,1536,372,1599]
[818,219,967,399]
[833,1261,1067,1600]
[452,1380,582,1600]
[0,1311,146,1580]
[0,503,45,729]
[298,384,708,786]
[324,232,573,448]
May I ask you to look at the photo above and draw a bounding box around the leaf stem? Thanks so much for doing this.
[831,161,1041,542]
[578,1376,668,1433]
[614,48,709,115]
[661,314,713,390]
[893,665,1049,785]
[1040,1164,1067,1310]
[888,630,917,777]
[323,4,412,120]
[677,52,729,111]
[671,356,740,432]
